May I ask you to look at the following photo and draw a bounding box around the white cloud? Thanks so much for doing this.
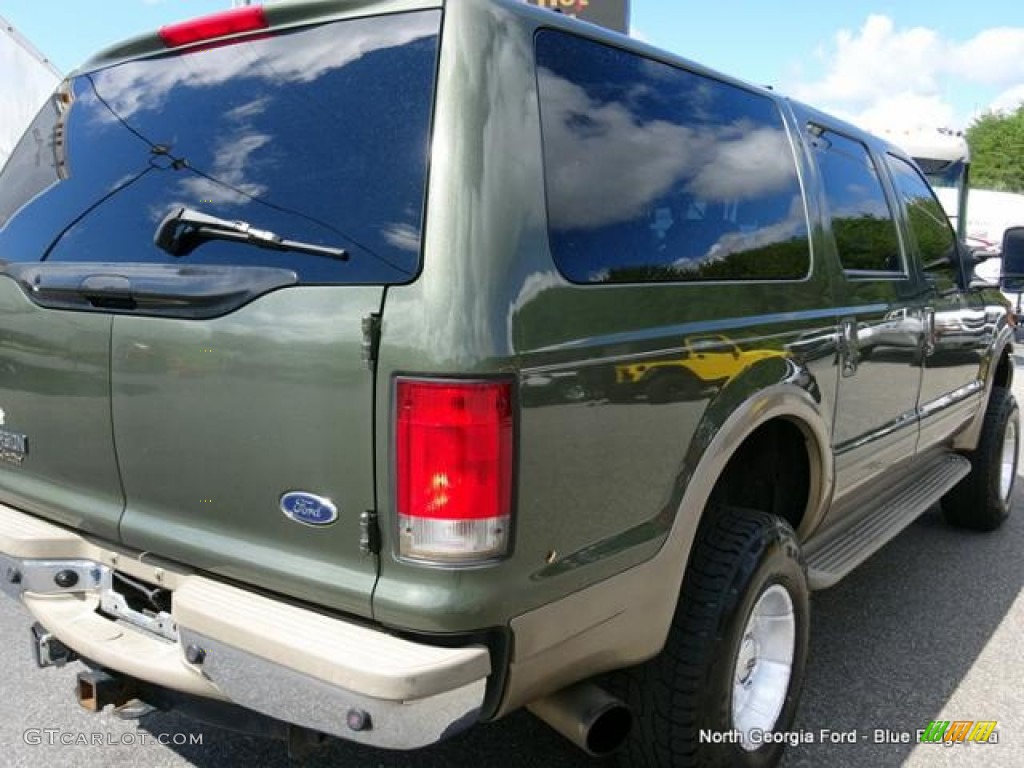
[788,15,1024,130]
[176,132,271,205]
[951,28,1024,85]
[382,222,420,252]
[630,27,650,44]
[224,97,270,121]
[537,69,797,230]
[990,84,1024,114]
[794,16,942,109]
[850,93,956,135]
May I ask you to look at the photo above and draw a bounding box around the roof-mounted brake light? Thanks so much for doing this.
[159,7,268,48]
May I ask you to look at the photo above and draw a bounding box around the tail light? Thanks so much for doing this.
[396,378,514,565]
[159,7,268,48]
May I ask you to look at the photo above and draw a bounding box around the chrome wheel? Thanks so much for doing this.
[732,584,795,750]
[1000,417,1019,503]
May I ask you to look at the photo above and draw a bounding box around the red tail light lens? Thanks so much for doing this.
[159,7,269,48]
[396,378,514,564]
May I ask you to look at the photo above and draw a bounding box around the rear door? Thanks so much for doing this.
[23,9,442,616]
[0,91,124,539]
[804,122,924,499]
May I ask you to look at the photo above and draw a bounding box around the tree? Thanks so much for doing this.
[967,106,1024,193]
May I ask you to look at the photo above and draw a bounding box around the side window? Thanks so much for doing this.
[535,31,810,283]
[886,154,959,293]
[810,127,903,275]
[0,91,67,235]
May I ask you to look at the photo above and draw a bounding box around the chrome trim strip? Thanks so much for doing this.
[833,380,984,457]
[918,380,984,419]
[833,409,918,455]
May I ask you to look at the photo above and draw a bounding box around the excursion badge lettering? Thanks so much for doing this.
[0,408,28,465]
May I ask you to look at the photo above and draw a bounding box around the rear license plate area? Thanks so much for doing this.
[99,571,177,642]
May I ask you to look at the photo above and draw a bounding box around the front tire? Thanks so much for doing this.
[942,386,1019,531]
[615,506,809,768]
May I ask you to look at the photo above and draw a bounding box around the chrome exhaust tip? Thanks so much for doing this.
[528,681,632,757]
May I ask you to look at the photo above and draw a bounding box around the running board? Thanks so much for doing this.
[805,453,971,589]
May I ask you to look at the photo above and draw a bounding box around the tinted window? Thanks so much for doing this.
[535,32,809,283]
[0,92,67,229]
[0,11,440,283]
[887,154,959,292]
[810,128,902,274]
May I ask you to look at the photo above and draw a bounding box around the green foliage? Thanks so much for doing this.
[603,237,810,283]
[512,238,812,349]
[832,214,901,271]
[967,106,1024,192]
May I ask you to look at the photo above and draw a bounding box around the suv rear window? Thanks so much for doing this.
[0,10,440,284]
[535,31,810,284]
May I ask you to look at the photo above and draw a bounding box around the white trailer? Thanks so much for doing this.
[959,188,1024,252]
[0,16,60,169]
[965,189,1024,286]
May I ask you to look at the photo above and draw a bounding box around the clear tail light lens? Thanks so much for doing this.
[395,378,514,565]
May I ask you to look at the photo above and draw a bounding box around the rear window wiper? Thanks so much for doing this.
[154,207,349,261]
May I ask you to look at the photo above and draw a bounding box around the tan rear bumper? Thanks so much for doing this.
[0,503,490,749]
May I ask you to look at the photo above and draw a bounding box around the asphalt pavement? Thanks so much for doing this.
[1,374,1022,767]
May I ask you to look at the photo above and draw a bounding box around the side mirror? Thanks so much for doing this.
[1001,226,1024,294]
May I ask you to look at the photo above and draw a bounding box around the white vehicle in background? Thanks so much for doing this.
[961,189,1024,285]
[0,16,60,169]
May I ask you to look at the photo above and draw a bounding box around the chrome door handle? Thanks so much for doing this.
[923,307,936,357]
[839,318,859,377]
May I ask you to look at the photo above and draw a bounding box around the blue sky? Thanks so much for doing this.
[3,0,1024,129]
[633,0,1024,130]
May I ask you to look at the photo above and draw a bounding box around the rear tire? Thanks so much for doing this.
[942,387,1019,531]
[613,506,809,768]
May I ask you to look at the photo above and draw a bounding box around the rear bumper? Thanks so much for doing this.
[0,503,490,749]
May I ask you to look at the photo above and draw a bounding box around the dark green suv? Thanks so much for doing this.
[0,1,1016,766]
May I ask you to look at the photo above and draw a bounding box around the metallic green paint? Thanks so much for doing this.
[370,0,843,632]
[0,279,123,539]
[112,286,383,617]
[0,0,1010,644]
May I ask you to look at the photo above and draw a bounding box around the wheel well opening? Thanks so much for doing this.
[994,349,1013,391]
[711,419,812,532]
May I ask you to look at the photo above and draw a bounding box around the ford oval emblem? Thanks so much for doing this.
[280,492,339,527]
